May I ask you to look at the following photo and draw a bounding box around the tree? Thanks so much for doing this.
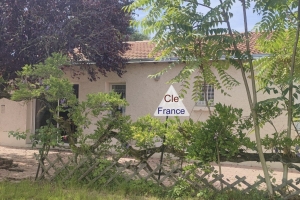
[128,29,150,41]
[0,0,132,98]
[9,53,77,178]
[254,0,300,186]
[9,53,131,178]
[124,0,300,195]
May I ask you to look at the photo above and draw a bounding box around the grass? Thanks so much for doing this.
[0,180,162,200]
[0,179,273,200]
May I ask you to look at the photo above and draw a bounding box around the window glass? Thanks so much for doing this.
[111,84,126,114]
[196,84,214,106]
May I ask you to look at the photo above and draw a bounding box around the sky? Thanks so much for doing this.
[134,1,262,37]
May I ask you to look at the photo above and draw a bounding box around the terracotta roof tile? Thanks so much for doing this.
[124,33,264,60]
[124,41,156,59]
[235,32,262,54]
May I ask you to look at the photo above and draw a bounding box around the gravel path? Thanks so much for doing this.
[0,146,71,181]
[0,145,299,188]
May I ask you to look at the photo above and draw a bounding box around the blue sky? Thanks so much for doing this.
[134,1,262,37]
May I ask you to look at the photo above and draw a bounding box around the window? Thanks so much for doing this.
[295,92,300,133]
[196,84,214,107]
[111,84,126,114]
[295,122,300,132]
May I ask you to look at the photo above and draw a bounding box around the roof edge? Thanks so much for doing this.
[127,54,271,63]
[70,54,271,65]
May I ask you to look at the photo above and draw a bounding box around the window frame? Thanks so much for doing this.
[196,84,214,107]
[110,83,126,114]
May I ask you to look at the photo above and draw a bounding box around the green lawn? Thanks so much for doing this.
[0,180,160,200]
[0,179,271,200]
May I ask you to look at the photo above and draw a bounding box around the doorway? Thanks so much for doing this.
[35,84,79,143]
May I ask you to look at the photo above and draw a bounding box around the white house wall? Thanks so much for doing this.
[0,62,293,148]
[0,99,33,146]
[62,62,294,166]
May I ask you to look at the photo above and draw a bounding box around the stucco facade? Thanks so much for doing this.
[0,98,33,146]
[0,38,297,150]
[0,60,294,148]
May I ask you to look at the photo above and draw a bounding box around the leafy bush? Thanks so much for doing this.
[118,179,166,198]
[168,178,195,199]
[187,103,255,163]
[197,189,269,200]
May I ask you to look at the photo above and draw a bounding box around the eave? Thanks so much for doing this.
[127,53,271,64]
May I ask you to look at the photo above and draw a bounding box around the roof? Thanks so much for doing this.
[124,33,265,62]
[236,32,262,54]
[124,41,156,59]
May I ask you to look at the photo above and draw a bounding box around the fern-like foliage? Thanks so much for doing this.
[254,0,298,33]
[125,0,245,101]
[255,29,300,90]
[253,0,300,88]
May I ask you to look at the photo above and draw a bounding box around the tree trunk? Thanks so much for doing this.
[218,0,274,195]
[284,0,300,185]
[240,0,273,195]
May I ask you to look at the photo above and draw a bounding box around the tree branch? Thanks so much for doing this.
[185,0,214,10]
[0,90,11,99]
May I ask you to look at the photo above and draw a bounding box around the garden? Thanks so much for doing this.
[2,0,300,199]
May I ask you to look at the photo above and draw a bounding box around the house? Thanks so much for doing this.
[0,36,294,148]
